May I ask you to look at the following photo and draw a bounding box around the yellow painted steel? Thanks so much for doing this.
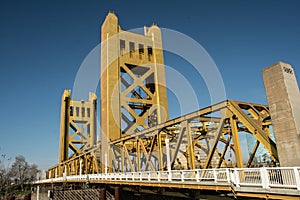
[42,13,298,199]
[106,100,278,172]
[100,12,169,142]
[57,90,97,173]
[100,13,169,173]
[52,98,278,177]
[227,101,278,162]
[52,12,278,179]
[234,191,300,200]
[230,117,243,168]
[49,146,100,178]
[44,13,296,200]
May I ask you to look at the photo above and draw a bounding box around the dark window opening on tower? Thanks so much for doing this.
[87,108,90,118]
[129,42,135,58]
[120,40,125,55]
[138,44,144,60]
[82,107,85,117]
[87,124,90,134]
[147,46,153,61]
[76,107,79,117]
[70,106,73,116]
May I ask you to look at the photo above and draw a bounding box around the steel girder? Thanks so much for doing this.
[49,146,100,178]
[49,99,278,176]
[106,100,278,172]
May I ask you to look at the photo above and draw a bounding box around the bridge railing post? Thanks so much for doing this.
[181,171,184,182]
[168,171,172,181]
[130,172,134,181]
[234,169,240,187]
[213,169,217,183]
[229,169,234,184]
[226,168,230,183]
[260,167,270,189]
[158,172,161,182]
[293,167,300,190]
[63,172,67,181]
[196,170,200,182]
[148,172,150,181]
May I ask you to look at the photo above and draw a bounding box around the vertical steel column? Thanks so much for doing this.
[230,117,243,168]
[186,121,195,169]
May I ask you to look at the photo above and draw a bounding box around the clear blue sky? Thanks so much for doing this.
[0,0,299,170]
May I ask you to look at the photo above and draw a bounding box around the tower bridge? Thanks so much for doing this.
[34,12,300,199]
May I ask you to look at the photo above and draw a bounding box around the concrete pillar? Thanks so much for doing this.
[37,186,40,200]
[263,62,300,166]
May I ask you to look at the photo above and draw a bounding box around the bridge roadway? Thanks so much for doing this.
[36,167,300,199]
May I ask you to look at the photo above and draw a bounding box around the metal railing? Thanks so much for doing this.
[36,167,300,192]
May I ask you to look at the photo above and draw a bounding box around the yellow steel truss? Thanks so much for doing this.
[106,100,278,172]
[49,146,100,178]
[50,99,278,177]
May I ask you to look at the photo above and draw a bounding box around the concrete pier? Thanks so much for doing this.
[263,62,300,166]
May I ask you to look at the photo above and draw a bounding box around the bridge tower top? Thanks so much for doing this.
[59,90,97,163]
[100,12,169,142]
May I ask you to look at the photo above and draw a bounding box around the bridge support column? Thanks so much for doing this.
[263,62,300,166]
[101,188,106,200]
[114,187,120,200]
[37,185,40,200]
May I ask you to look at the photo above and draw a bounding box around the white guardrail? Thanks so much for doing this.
[36,167,300,191]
